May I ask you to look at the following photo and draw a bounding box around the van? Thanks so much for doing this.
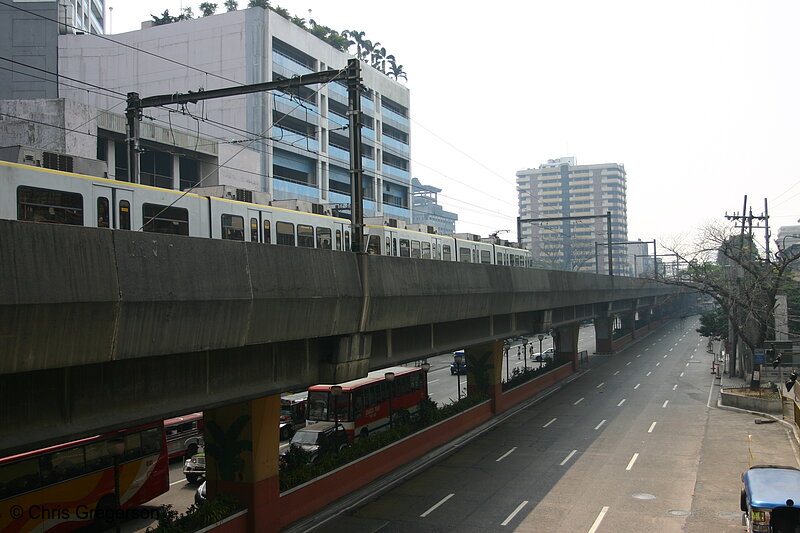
[741,465,800,532]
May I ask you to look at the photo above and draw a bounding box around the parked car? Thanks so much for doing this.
[282,421,348,463]
[183,452,206,484]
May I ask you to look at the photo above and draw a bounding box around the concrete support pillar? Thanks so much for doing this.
[594,316,613,354]
[204,394,281,533]
[553,323,580,371]
[622,312,636,338]
[464,340,504,412]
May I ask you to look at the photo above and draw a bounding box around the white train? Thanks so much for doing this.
[0,160,532,266]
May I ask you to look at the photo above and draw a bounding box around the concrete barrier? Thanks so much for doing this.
[720,389,782,414]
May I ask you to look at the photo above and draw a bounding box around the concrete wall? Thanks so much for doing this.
[0,2,60,99]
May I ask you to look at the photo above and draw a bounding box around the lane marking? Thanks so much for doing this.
[170,479,186,486]
[645,348,649,351]
[656,362,661,367]
[634,383,640,390]
[673,384,678,391]
[626,452,639,471]
[663,354,668,358]
[574,397,584,405]
[646,371,652,377]
[560,450,577,466]
[421,493,455,517]
[596,382,605,388]
[669,348,674,352]
[428,379,440,384]
[636,354,641,358]
[707,376,716,408]
[690,354,694,359]
[662,400,669,408]
[680,372,684,377]
[595,419,606,430]
[686,363,690,367]
[501,500,529,526]
[587,506,610,533]
[617,399,626,407]
[613,371,620,375]
[496,447,518,462]
[543,417,557,428]
[648,422,657,433]
[626,362,631,366]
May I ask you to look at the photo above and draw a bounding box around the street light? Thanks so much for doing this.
[504,344,509,382]
[522,339,528,372]
[330,385,343,444]
[537,333,545,366]
[107,437,125,533]
[454,352,464,401]
[385,372,395,429]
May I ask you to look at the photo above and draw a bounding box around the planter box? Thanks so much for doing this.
[721,389,782,414]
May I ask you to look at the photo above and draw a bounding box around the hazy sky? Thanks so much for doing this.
[105,0,799,245]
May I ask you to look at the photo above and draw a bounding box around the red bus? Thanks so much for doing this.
[0,422,170,533]
[164,412,203,460]
[306,366,428,442]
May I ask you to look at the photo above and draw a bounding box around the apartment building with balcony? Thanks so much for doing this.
[516,157,630,275]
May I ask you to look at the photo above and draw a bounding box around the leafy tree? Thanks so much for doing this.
[387,57,407,82]
[273,5,290,19]
[248,0,269,7]
[290,15,306,27]
[151,9,178,25]
[224,0,238,11]
[181,7,194,19]
[697,306,728,339]
[199,2,217,16]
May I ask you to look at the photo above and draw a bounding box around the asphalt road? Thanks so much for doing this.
[306,317,759,532]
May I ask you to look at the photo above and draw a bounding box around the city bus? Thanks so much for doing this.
[0,422,170,533]
[164,412,203,460]
[306,366,428,442]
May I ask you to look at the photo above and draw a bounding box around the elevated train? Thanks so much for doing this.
[0,160,532,266]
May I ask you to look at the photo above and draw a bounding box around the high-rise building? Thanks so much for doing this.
[411,178,458,236]
[516,157,630,275]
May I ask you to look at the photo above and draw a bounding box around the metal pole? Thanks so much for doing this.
[504,345,509,382]
[125,92,141,184]
[346,58,364,253]
[606,211,613,276]
[594,242,599,274]
[653,239,658,279]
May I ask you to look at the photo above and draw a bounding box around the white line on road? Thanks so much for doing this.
[656,362,661,367]
[587,506,610,533]
[663,354,668,358]
[574,397,584,405]
[648,422,657,433]
[626,453,639,471]
[690,354,694,359]
[646,371,652,376]
[680,372,685,377]
[707,376,716,408]
[669,348,674,352]
[428,379,440,384]
[420,493,455,517]
[501,500,529,526]
[596,382,605,388]
[560,450,577,466]
[595,419,606,430]
[686,363,690,367]
[662,400,669,408]
[634,383,640,390]
[496,447,518,462]
[637,354,641,358]
[673,384,678,391]
[170,479,186,486]
[626,362,631,366]
[645,348,649,351]
[543,417,557,427]
[613,371,620,375]
[617,399,626,407]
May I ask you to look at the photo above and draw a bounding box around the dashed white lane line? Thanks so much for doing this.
[560,450,578,466]
[574,397,584,405]
[656,362,661,367]
[596,382,605,388]
[648,422,657,433]
[626,362,631,366]
[420,493,455,517]
[645,348,649,351]
[634,383,640,390]
[680,372,685,377]
[662,400,669,408]
[626,453,640,471]
[587,506,610,533]
[637,354,641,358]
[595,419,606,430]
[170,479,186,486]
[496,447,518,462]
[613,371,620,375]
[669,348,674,352]
[501,500,529,526]
[543,417,557,428]
[646,371,652,377]
[428,379,440,384]
[663,354,668,358]
[617,399,626,407]
[673,384,678,391]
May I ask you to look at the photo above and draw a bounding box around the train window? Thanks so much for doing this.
[472,250,478,263]
[442,244,452,261]
[276,222,295,246]
[317,227,332,249]
[142,203,189,235]
[393,238,398,256]
[385,237,391,256]
[297,225,314,248]
[496,252,503,265]
[345,231,350,251]
[17,186,83,225]
[366,235,381,255]
[221,214,245,241]
[119,200,131,230]
[335,230,342,250]
[263,220,271,244]
[459,247,471,263]
[411,240,421,259]
[399,239,410,258]
[422,242,431,259]
[97,197,110,228]
[250,218,259,242]
[480,250,491,264]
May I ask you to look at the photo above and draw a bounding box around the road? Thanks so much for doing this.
[305,317,766,532]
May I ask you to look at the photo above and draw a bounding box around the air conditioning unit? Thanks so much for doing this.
[387,218,398,228]
[235,188,253,203]
[0,145,107,178]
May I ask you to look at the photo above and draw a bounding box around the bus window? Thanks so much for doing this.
[317,227,332,249]
[119,200,131,230]
[17,186,83,225]
[336,230,342,250]
[367,234,381,254]
[49,447,86,483]
[141,427,162,455]
[459,247,471,262]
[0,458,40,498]
[250,217,259,242]
[480,250,491,264]
[276,221,295,246]
[399,239,410,257]
[422,242,431,259]
[297,224,314,247]
[123,431,142,460]
[263,220,271,244]
[442,244,452,261]
[411,240,421,259]
[97,197,110,228]
[222,214,245,241]
[143,203,189,235]
[84,441,113,472]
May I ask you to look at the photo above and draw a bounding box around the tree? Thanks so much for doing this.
[248,0,269,8]
[199,2,218,16]
[224,0,238,11]
[181,7,194,19]
[151,9,177,25]
[387,58,407,82]
[697,306,728,339]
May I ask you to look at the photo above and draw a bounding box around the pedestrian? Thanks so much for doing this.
[517,346,521,360]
